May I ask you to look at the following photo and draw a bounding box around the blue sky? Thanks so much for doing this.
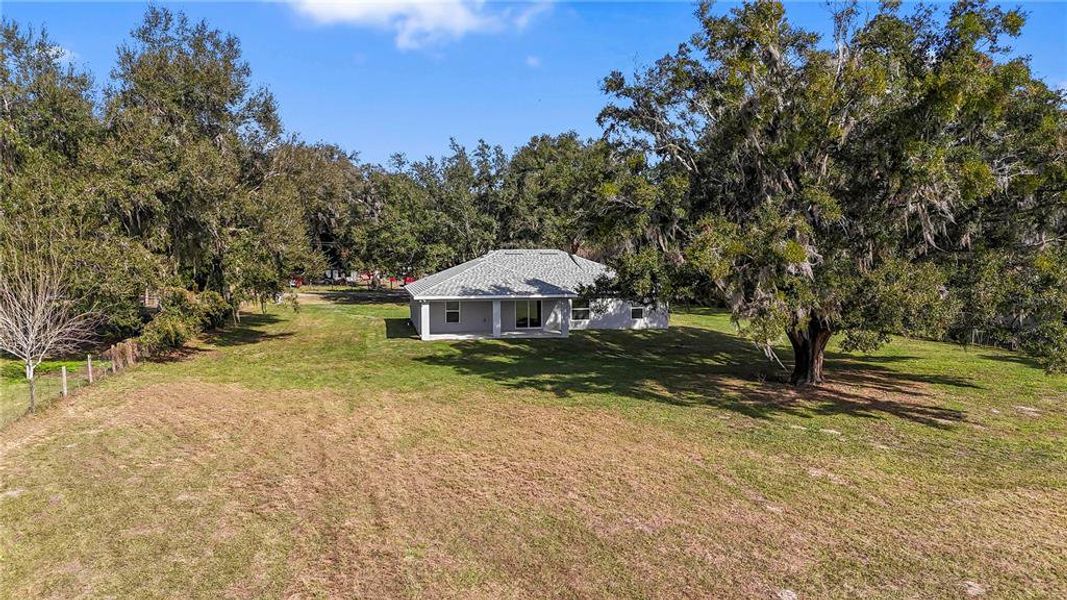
[3,1,1065,165]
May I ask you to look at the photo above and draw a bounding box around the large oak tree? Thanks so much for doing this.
[595,0,1065,384]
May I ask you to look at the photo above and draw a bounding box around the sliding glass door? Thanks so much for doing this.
[515,300,542,329]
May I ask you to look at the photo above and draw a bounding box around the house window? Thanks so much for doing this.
[631,306,645,320]
[446,301,461,323]
[516,300,542,328]
[572,299,590,321]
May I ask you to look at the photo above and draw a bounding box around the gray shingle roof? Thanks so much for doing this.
[405,249,611,299]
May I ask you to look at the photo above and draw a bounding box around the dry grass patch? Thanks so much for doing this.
[0,381,820,597]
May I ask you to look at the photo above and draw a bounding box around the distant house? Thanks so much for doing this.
[405,249,668,340]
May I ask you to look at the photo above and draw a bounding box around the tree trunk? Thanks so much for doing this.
[25,363,36,413]
[787,314,833,386]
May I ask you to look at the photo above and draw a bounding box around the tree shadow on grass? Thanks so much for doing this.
[203,313,294,347]
[385,318,418,339]
[145,345,213,364]
[416,326,980,428]
[978,352,1046,370]
[140,314,292,364]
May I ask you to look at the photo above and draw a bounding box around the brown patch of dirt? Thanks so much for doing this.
[295,292,331,305]
[807,468,848,485]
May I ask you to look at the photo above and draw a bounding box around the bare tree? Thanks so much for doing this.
[0,238,95,413]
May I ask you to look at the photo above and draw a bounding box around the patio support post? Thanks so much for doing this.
[561,299,571,338]
[492,300,501,338]
[420,302,431,340]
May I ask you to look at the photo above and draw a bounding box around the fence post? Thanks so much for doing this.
[61,366,68,397]
[87,354,93,383]
[111,345,117,374]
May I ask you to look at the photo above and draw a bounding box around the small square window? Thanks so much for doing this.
[572,299,590,321]
[631,306,645,320]
[445,301,461,323]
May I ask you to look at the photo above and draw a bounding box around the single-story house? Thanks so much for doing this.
[405,249,668,340]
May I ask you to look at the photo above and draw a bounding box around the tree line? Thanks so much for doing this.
[1,1,1064,399]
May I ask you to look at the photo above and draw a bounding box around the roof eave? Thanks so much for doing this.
[411,292,578,301]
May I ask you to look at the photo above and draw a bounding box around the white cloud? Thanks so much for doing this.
[49,45,78,66]
[514,1,551,30]
[287,0,552,50]
[525,55,541,68]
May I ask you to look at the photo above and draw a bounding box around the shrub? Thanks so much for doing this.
[160,287,198,315]
[138,313,195,356]
[140,288,234,355]
[195,291,232,330]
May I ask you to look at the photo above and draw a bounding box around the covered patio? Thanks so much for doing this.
[413,297,572,341]
[419,329,568,341]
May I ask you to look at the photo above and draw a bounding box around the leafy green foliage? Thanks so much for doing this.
[138,313,194,356]
[504,133,641,253]
[951,248,1067,372]
[138,288,230,354]
[594,0,1066,379]
[195,291,232,330]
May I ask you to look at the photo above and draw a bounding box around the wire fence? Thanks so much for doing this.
[0,340,140,428]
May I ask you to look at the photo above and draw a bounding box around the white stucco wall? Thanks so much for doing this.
[543,299,565,333]
[409,297,667,338]
[571,298,668,331]
[427,300,493,335]
[500,300,517,332]
[409,299,422,335]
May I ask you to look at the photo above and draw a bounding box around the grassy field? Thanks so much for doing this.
[0,358,107,428]
[1,290,1064,598]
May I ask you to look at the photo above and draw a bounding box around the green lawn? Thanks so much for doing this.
[0,358,106,428]
[1,291,1064,598]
